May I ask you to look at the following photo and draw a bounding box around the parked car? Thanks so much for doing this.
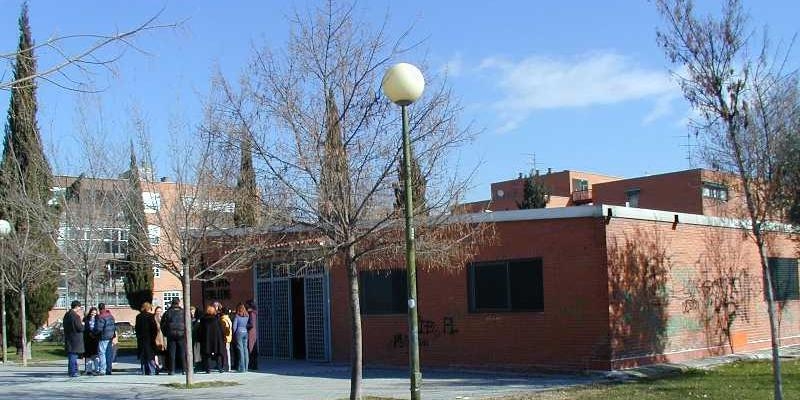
[116,321,135,339]
[32,327,52,342]
[32,321,63,342]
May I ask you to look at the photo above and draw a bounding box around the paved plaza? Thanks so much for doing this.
[0,355,598,400]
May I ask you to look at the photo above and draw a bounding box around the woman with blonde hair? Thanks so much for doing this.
[135,302,158,375]
[153,305,166,372]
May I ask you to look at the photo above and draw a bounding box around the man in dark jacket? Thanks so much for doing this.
[63,300,85,377]
[161,298,186,375]
[94,303,116,375]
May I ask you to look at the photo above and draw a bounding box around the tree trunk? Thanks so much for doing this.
[182,263,194,386]
[19,288,26,367]
[757,232,784,400]
[1,273,7,364]
[345,244,362,400]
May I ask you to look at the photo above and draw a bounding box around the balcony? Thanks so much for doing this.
[571,189,593,204]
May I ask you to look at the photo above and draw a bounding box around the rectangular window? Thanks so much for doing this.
[765,258,799,301]
[572,178,589,192]
[163,291,182,306]
[702,182,728,201]
[469,258,544,312]
[359,269,407,315]
[626,188,640,208]
[152,265,161,279]
[142,191,162,213]
[147,225,161,245]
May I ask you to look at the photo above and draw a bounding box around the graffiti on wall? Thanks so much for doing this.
[391,315,459,349]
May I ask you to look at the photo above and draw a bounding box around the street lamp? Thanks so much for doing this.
[381,62,425,400]
[0,219,12,364]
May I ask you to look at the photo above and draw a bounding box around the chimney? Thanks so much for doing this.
[160,176,168,182]
[518,172,523,179]
[535,169,540,176]
[548,167,552,174]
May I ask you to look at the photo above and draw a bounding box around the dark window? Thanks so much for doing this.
[765,258,799,301]
[469,258,544,312]
[359,269,407,315]
[626,188,640,208]
[702,182,728,201]
[204,279,231,300]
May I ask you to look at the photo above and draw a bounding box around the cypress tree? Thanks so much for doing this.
[319,89,349,223]
[517,170,550,209]
[122,146,154,310]
[0,2,59,345]
[233,128,259,227]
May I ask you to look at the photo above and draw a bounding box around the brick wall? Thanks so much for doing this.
[330,217,612,370]
[605,217,800,368]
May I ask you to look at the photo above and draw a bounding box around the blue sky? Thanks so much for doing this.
[1,1,798,202]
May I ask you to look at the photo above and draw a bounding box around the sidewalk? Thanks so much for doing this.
[0,346,797,400]
[0,355,597,400]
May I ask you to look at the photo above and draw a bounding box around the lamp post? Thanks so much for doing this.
[0,219,11,364]
[381,62,425,400]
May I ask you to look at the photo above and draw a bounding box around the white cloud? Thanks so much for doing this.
[642,92,679,125]
[439,54,464,78]
[479,51,680,133]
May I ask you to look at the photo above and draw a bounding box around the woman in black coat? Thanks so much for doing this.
[83,307,100,375]
[135,302,159,375]
[198,304,224,373]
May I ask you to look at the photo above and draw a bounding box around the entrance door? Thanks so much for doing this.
[254,261,330,362]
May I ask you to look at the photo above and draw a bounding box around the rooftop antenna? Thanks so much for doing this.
[521,152,539,173]
[676,132,697,168]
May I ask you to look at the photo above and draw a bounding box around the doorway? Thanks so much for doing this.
[291,277,306,360]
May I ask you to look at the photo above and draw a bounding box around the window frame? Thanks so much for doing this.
[468,258,544,313]
[359,269,408,315]
[765,257,799,301]
[702,182,729,202]
[626,188,640,208]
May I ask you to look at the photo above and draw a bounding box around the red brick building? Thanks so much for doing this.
[199,169,799,371]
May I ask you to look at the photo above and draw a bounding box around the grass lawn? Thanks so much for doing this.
[493,359,800,400]
[4,338,138,363]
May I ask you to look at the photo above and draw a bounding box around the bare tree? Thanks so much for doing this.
[0,170,61,367]
[1,7,179,91]
[206,2,484,398]
[125,111,281,386]
[656,1,800,398]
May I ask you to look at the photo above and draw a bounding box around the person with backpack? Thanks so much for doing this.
[161,298,186,375]
[93,303,116,375]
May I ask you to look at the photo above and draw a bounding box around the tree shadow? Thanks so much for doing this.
[608,226,670,367]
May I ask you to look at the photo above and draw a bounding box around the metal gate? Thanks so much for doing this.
[254,261,331,361]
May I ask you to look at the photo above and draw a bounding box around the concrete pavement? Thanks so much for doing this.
[1,345,797,400]
[0,356,597,400]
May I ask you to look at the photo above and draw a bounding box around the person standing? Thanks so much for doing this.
[217,304,232,372]
[94,303,116,375]
[63,300,84,378]
[135,302,158,375]
[153,305,166,372]
[83,307,100,376]
[198,305,224,373]
[161,298,186,375]
[232,303,249,373]
[246,300,259,370]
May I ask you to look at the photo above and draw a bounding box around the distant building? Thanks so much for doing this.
[47,173,193,324]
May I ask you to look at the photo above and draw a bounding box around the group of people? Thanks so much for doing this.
[62,300,118,378]
[135,298,259,375]
[62,297,259,378]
